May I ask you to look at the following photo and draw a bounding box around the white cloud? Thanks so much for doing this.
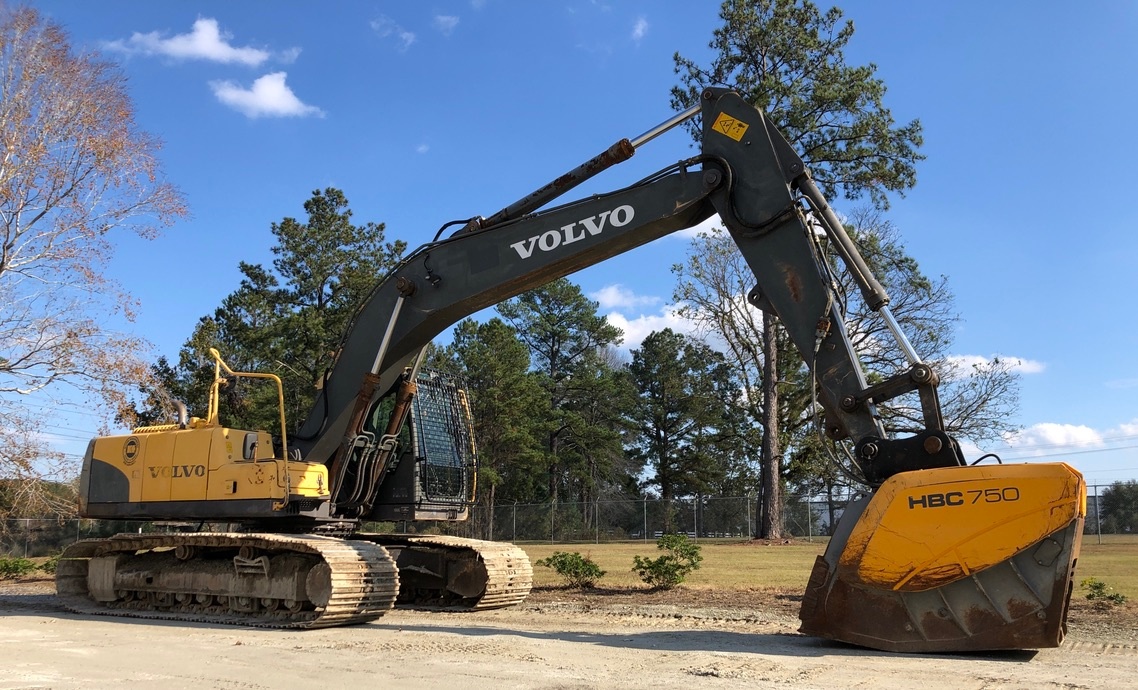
[372,16,416,51]
[631,17,648,43]
[945,353,1045,375]
[1003,423,1104,454]
[1012,358,1046,374]
[674,213,722,240]
[276,47,302,64]
[1113,420,1138,436]
[1106,377,1138,389]
[210,72,324,119]
[590,284,660,310]
[416,143,430,154]
[605,306,699,350]
[987,417,1138,471]
[471,0,486,8]
[104,18,278,66]
[434,15,460,36]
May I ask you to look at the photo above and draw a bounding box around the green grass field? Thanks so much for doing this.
[521,535,1138,599]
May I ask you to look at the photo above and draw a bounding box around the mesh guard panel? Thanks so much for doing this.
[411,373,475,504]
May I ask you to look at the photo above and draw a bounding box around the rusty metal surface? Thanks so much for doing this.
[478,139,636,231]
[799,520,1083,653]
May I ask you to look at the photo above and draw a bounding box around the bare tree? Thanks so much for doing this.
[839,208,1021,446]
[672,231,799,538]
[678,210,1023,529]
[0,6,186,515]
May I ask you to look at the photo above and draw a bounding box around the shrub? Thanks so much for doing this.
[0,557,37,580]
[39,554,61,574]
[1081,577,1128,608]
[534,551,606,588]
[632,533,703,590]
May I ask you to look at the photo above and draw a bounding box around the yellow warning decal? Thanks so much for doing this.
[712,112,749,141]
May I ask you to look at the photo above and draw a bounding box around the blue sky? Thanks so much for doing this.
[26,0,1138,488]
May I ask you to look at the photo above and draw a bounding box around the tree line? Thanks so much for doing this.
[131,181,1020,537]
[0,1,1027,533]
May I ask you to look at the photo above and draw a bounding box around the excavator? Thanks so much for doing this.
[58,88,1084,653]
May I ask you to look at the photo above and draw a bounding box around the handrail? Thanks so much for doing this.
[207,348,293,504]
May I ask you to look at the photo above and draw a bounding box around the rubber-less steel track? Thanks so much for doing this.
[56,533,398,629]
[365,534,532,610]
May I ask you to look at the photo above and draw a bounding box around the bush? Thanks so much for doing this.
[39,554,61,574]
[632,533,703,590]
[0,557,37,580]
[1082,577,1128,608]
[534,551,606,588]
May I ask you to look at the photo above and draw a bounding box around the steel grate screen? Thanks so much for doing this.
[411,373,475,502]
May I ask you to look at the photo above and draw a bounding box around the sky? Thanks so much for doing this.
[21,0,1138,490]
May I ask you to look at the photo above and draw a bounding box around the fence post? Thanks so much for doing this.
[1095,484,1102,545]
[512,502,517,543]
[642,497,647,542]
[807,498,812,542]
[24,518,30,557]
[746,493,751,539]
[595,499,600,544]
[550,502,555,544]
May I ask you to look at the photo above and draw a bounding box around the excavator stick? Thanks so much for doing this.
[799,462,1085,653]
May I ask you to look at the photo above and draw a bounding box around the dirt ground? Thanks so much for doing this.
[2,577,1137,690]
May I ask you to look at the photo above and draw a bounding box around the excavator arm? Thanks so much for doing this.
[297,88,960,489]
[63,88,1083,650]
[292,88,1084,653]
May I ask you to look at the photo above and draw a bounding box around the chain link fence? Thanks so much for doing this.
[467,492,849,544]
[0,491,858,554]
[0,519,181,558]
[2,483,1132,556]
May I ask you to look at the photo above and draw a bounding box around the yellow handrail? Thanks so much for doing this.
[207,348,292,502]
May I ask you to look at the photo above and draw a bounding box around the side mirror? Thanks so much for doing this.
[242,432,258,460]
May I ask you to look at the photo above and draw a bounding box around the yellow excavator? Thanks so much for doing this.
[59,88,1084,651]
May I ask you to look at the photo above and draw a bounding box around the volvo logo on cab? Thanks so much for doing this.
[510,205,635,259]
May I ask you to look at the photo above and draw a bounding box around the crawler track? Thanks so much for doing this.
[365,534,532,610]
[56,533,399,628]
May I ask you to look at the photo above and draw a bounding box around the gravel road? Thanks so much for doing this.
[2,582,1136,689]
